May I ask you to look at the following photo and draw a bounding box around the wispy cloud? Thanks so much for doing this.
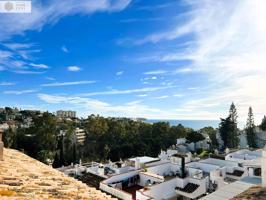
[0,0,132,41]
[61,46,69,53]
[3,89,37,95]
[38,93,163,118]
[0,82,15,86]
[144,70,167,75]
[41,81,96,87]
[0,43,48,74]
[30,63,49,69]
[173,93,184,97]
[137,94,148,97]
[116,71,124,76]
[174,67,193,74]
[37,93,219,120]
[67,66,82,72]
[119,17,164,23]
[12,70,45,75]
[45,77,56,81]
[154,95,169,99]
[133,0,266,123]
[137,2,178,11]
[81,86,173,97]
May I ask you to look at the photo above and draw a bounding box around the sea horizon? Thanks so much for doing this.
[145,119,220,130]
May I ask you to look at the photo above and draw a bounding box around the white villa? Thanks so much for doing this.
[59,139,266,200]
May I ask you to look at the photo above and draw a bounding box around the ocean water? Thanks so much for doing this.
[145,119,220,130]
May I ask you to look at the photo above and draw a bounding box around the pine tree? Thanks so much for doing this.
[260,116,266,131]
[219,103,239,149]
[219,116,231,149]
[229,103,238,123]
[246,107,256,148]
[228,102,239,148]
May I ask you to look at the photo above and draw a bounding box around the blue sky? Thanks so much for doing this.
[0,0,266,124]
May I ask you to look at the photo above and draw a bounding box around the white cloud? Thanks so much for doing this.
[137,94,148,97]
[45,77,56,81]
[135,19,196,45]
[0,0,132,41]
[0,82,15,86]
[61,46,69,53]
[154,95,169,99]
[37,93,220,120]
[173,93,184,97]
[116,71,124,76]
[30,63,49,69]
[38,93,163,118]
[174,67,193,74]
[41,80,96,87]
[144,70,167,75]
[81,86,172,96]
[67,66,82,72]
[136,0,266,123]
[3,89,37,95]
[12,70,45,75]
[125,100,143,105]
[0,43,47,74]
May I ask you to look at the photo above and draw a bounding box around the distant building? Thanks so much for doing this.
[56,110,76,118]
[74,128,86,145]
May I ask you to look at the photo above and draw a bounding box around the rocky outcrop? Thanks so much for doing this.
[0,148,116,199]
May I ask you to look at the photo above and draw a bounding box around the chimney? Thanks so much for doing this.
[0,129,4,161]
[181,156,185,178]
[262,146,266,187]
[135,158,141,170]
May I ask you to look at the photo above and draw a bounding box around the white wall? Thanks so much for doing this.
[139,173,164,187]
[114,166,135,174]
[146,163,172,176]
[136,191,152,200]
[187,162,220,173]
[102,171,139,184]
[100,182,132,200]
[142,178,178,200]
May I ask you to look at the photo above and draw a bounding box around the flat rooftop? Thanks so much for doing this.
[199,158,238,167]
[200,177,260,200]
[0,148,116,199]
[227,149,262,160]
[128,156,160,164]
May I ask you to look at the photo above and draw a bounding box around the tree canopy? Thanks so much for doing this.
[219,103,239,149]
[260,116,266,131]
[246,107,256,148]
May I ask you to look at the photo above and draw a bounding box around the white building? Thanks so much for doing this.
[97,147,266,200]
[59,142,266,200]
[74,128,86,145]
[56,110,76,118]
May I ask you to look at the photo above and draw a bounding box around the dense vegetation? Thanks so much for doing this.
[3,103,265,167]
[3,113,205,166]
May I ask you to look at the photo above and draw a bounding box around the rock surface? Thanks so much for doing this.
[0,148,116,200]
[231,186,266,200]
